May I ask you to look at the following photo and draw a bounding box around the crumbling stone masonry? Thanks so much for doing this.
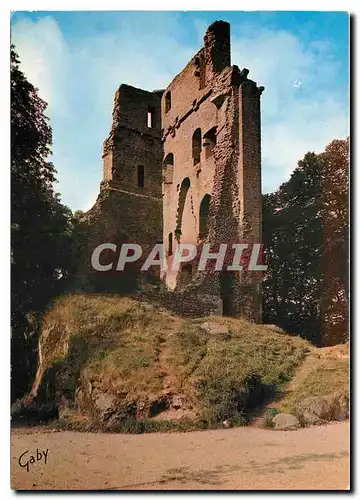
[75,85,163,292]
[83,20,264,321]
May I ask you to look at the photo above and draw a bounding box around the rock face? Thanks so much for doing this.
[262,324,285,334]
[295,392,349,425]
[74,380,179,431]
[272,413,301,430]
[75,382,138,431]
[201,321,230,336]
[93,392,118,422]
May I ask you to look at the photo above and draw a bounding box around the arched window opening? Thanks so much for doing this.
[175,178,191,242]
[203,127,217,159]
[137,165,145,188]
[199,194,211,240]
[165,91,171,113]
[192,128,202,166]
[164,153,174,166]
[163,153,174,184]
[168,232,173,256]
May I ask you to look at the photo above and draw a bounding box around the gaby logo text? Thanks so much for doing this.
[18,448,49,472]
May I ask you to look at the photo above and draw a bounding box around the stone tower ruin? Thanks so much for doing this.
[84,20,264,321]
[161,20,264,321]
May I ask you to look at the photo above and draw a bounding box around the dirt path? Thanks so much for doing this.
[11,421,350,490]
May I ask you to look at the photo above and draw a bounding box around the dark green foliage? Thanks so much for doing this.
[262,140,349,346]
[11,46,73,400]
[195,374,273,426]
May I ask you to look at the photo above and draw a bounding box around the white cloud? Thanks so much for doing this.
[231,27,348,192]
[11,14,349,208]
[12,13,196,210]
[11,16,69,115]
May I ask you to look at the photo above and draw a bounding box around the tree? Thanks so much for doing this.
[262,139,349,346]
[318,139,349,345]
[11,46,73,400]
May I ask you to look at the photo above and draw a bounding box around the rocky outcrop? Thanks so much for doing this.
[272,413,301,430]
[200,321,230,337]
[295,392,349,425]
[262,324,285,334]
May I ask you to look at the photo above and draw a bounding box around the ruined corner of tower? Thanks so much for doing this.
[80,20,265,323]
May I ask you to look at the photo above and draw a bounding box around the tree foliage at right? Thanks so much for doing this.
[262,138,349,346]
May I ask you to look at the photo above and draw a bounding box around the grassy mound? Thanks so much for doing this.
[33,294,314,432]
[280,344,349,414]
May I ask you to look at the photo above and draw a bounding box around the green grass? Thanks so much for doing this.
[35,293,314,430]
[281,358,349,414]
[180,317,309,424]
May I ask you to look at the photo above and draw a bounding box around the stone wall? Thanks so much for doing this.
[161,20,264,321]
[103,84,163,198]
[75,84,164,292]
[80,20,264,322]
[75,183,162,294]
[137,288,222,318]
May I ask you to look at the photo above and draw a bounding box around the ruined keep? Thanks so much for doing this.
[84,20,264,321]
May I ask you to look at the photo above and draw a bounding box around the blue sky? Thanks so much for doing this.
[11,11,349,211]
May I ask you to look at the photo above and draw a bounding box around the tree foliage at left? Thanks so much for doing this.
[11,46,74,401]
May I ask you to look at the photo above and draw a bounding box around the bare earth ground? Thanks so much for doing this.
[11,421,349,491]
